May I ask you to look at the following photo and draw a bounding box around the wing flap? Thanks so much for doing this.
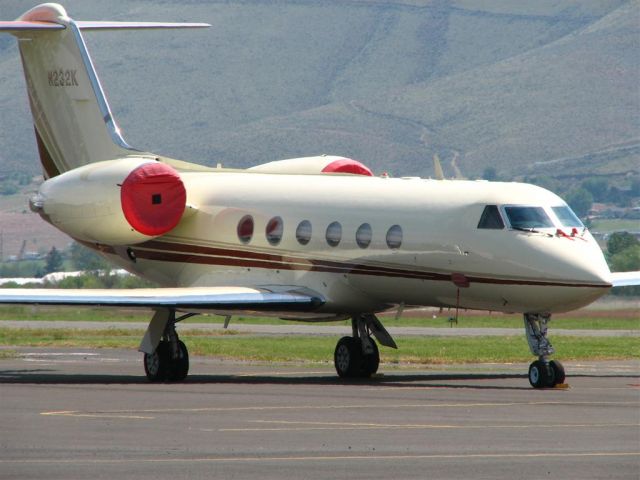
[0,286,324,312]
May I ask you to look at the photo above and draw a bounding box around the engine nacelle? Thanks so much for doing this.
[30,158,187,245]
[248,155,373,176]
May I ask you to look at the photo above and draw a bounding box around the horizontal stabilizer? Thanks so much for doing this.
[0,20,209,32]
[76,21,210,30]
[0,20,64,31]
[0,286,324,312]
[610,271,640,287]
[0,20,211,33]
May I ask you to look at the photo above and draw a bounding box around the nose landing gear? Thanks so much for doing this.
[524,313,565,388]
[528,358,565,388]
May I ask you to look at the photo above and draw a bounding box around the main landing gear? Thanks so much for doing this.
[142,310,192,382]
[334,313,397,378]
[524,313,566,388]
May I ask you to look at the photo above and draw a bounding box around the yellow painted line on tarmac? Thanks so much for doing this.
[363,386,634,391]
[40,399,639,418]
[1,451,638,465]
[236,371,329,377]
[40,400,639,419]
[217,420,640,432]
[40,410,154,419]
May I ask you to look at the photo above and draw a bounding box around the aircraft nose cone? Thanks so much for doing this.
[562,236,612,286]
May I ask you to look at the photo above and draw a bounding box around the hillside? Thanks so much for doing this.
[1,0,637,181]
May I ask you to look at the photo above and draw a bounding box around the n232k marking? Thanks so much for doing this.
[47,69,78,87]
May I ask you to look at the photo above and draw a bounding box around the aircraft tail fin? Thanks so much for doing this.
[0,3,208,178]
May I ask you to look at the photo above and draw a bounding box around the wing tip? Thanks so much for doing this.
[610,271,640,288]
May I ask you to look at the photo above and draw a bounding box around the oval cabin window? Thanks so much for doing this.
[296,220,312,245]
[266,216,283,246]
[356,223,372,249]
[325,221,342,247]
[237,215,254,244]
[386,224,402,249]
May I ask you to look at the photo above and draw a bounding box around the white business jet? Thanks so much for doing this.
[0,4,637,388]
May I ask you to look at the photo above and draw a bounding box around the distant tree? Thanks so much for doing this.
[482,166,498,181]
[607,232,639,256]
[48,272,157,289]
[0,181,18,196]
[581,178,609,203]
[605,233,640,297]
[630,177,640,197]
[527,175,561,194]
[609,245,640,273]
[606,186,631,207]
[565,188,593,218]
[44,247,63,274]
[9,171,32,186]
[54,274,104,289]
[70,242,109,271]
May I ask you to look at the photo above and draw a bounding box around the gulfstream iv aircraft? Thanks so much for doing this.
[1,4,637,388]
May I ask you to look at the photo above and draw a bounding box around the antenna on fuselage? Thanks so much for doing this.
[451,151,466,180]
[433,154,445,180]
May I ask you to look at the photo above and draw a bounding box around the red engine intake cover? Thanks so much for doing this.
[120,162,186,236]
[321,158,373,176]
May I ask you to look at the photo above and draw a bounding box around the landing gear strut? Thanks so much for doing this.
[143,310,190,382]
[334,313,396,379]
[524,313,565,388]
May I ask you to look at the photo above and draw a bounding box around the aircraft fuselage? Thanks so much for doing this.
[86,168,612,317]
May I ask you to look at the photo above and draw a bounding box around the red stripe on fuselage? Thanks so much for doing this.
[117,239,611,289]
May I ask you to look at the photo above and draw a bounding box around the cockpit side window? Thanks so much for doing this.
[504,206,554,229]
[477,205,505,229]
[552,206,584,228]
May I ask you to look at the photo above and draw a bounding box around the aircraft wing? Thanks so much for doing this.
[0,286,324,312]
[610,271,640,288]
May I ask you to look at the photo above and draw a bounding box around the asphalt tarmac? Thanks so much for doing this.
[1,347,638,480]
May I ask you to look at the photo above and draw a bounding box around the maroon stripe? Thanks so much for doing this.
[130,241,610,289]
[34,126,61,179]
[141,240,448,280]
[76,239,117,255]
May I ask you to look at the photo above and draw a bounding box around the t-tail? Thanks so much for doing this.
[0,3,209,178]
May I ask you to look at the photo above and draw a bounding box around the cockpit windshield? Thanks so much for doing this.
[477,205,505,229]
[504,206,554,229]
[551,206,584,228]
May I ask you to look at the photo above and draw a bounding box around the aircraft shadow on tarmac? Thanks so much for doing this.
[0,369,636,390]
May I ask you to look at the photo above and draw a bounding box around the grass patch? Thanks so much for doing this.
[0,328,637,364]
[0,305,637,330]
[380,315,640,330]
[590,218,640,233]
[0,327,239,350]
[0,328,143,349]
[189,336,639,364]
[0,349,18,359]
[0,306,151,323]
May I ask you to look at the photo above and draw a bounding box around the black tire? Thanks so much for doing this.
[361,339,379,377]
[167,340,189,382]
[528,360,552,388]
[144,341,170,382]
[549,360,565,385]
[334,336,362,378]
